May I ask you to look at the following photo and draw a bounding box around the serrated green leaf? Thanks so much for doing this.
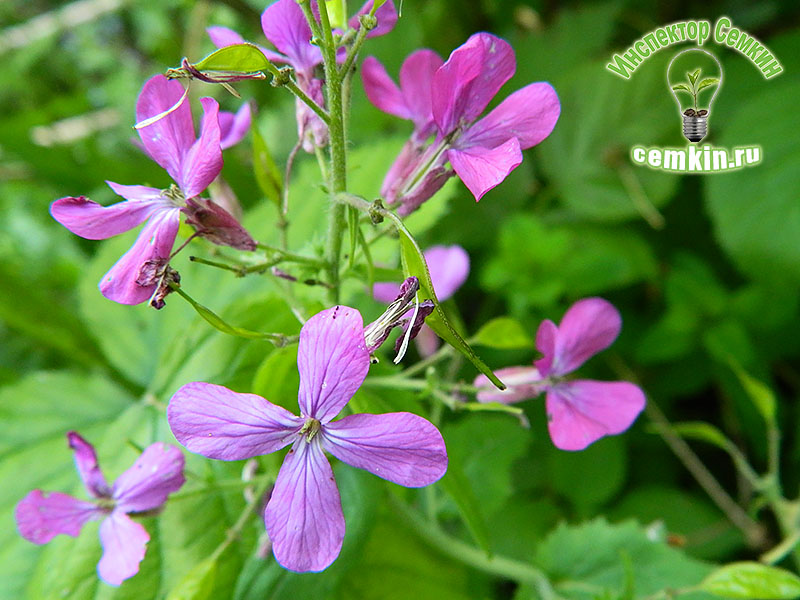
[386,212,504,389]
[472,317,534,349]
[672,83,692,93]
[670,421,732,451]
[193,44,270,73]
[166,558,217,600]
[730,363,777,426]
[697,78,719,92]
[439,456,492,557]
[252,127,282,207]
[701,562,800,599]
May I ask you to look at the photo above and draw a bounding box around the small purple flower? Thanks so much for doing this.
[474,298,646,451]
[219,101,253,150]
[15,432,185,585]
[364,34,560,215]
[168,305,447,572]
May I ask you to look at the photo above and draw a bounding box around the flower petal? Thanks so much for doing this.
[361,56,410,120]
[261,0,321,74]
[399,49,443,135]
[98,206,181,305]
[474,366,544,404]
[67,431,111,498]
[425,245,469,301]
[168,382,302,460]
[462,82,560,151]
[372,281,402,303]
[219,101,252,150]
[264,438,344,572]
[537,297,622,377]
[350,0,398,38]
[97,510,149,586]
[179,97,223,199]
[432,33,515,134]
[136,75,195,183]
[112,443,185,513]
[50,194,161,241]
[323,412,447,486]
[297,306,370,423]
[534,319,557,377]
[546,380,646,451]
[447,136,522,201]
[15,490,101,544]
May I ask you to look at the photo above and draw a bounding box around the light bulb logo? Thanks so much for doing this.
[667,48,722,143]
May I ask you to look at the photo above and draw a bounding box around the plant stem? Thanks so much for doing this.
[209,475,274,562]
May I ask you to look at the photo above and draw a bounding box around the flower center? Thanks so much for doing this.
[299,418,321,442]
[161,184,186,208]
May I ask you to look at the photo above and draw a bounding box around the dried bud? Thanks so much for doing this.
[183,197,257,251]
[150,266,180,310]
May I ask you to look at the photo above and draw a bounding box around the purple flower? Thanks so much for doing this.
[474,298,646,451]
[15,432,185,585]
[168,305,447,572]
[219,101,253,150]
[364,33,560,214]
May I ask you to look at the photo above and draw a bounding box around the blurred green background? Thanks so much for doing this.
[2,0,800,598]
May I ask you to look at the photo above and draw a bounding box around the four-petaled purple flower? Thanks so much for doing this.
[167,305,448,572]
[363,33,561,215]
[50,74,254,306]
[474,298,646,451]
[15,432,185,585]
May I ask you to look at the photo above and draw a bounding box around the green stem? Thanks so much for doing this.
[262,60,330,125]
[209,475,274,562]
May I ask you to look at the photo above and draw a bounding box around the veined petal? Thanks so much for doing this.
[97,510,149,586]
[297,306,370,423]
[537,298,622,377]
[447,137,522,201]
[261,0,322,74]
[168,382,302,460]
[399,49,443,134]
[67,431,110,498]
[98,207,181,305]
[136,75,195,183]
[462,82,560,151]
[50,194,161,241]
[425,245,469,301]
[546,380,646,451]
[361,56,410,120]
[350,0,398,38]
[432,33,515,135]
[219,102,252,150]
[474,366,544,404]
[323,412,447,487]
[265,438,344,572]
[179,97,223,199]
[15,490,101,544]
[112,443,185,513]
[106,182,164,203]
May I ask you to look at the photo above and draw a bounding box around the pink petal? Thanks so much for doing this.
[264,438,344,572]
[425,245,469,301]
[97,510,149,586]
[546,380,646,451]
[105,182,165,203]
[67,431,110,498]
[297,306,370,423]
[361,56,410,120]
[136,75,195,184]
[179,97,223,199]
[168,382,302,460]
[534,319,557,377]
[432,33,515,134]
[474,366,545,404]
[50,194,162,241]
[98,206,181,305]
[15,490,101,544]
[372,281,402,303]
[447,137,522,201]
[350,0,398,38]
[414,324,440,357]
[380,137,425,203]
[323,412,447,487]
[261,0,322,74]
[112,443,185,513]
[219,101,252,150]
[536,298,622,377]
[399,49,443,135]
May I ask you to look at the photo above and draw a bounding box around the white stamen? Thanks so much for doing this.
[393,292,420,364]
[134,83,191,130]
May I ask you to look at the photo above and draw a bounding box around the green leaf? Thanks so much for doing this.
[672,83,692,93]
[700,562,800,599]
[697,78,720,92]
[325,0,347,29]
[252,127,283,207]
[387,212,504,388]
[730,363,777,426]
[193,44,270,73]
[166,558,217,600]
[472,317,534,349]
[688,69,701,86]
[670,421,732,451]
[439,456,492,556]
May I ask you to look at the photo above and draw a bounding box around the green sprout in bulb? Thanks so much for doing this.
[671,68,719,117]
